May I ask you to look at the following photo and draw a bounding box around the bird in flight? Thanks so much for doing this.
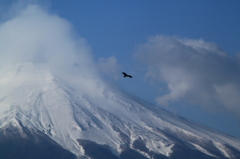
[122,72,132,78]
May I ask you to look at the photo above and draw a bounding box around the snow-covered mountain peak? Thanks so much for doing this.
[0,62,240,158]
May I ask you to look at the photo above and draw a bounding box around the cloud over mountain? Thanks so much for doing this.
[0,4,97,79]
[135,35,240,117]
[98,56,121,80]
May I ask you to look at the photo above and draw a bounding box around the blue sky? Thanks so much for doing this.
[1,0,240,138]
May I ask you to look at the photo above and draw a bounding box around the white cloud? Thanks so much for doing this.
[0,4,98,79]
[98,56,121,80]
[135,35,240,116]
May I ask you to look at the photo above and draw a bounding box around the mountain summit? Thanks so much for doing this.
[0,63,239,159]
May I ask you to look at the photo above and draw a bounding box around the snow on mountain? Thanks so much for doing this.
[0,63,240,158]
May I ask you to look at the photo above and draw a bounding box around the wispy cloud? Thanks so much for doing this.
[98,56,121,80]
[135,35,240,117]
[0,3,97,79]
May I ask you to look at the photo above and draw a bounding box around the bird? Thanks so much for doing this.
[122,72,132,78]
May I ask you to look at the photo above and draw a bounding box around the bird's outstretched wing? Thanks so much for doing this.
[122,72,127,76]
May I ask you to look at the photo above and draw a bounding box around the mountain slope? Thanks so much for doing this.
[0,120,75,159]
[0,63,240,159]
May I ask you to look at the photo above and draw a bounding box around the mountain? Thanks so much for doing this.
[0,63,240,159]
